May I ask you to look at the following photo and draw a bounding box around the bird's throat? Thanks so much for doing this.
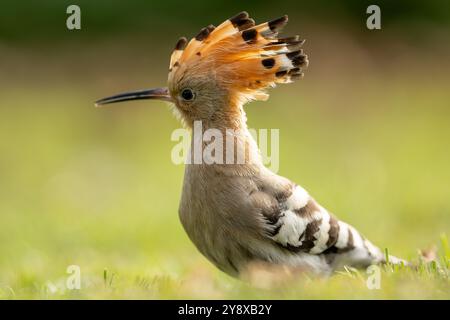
[186,120,262,169]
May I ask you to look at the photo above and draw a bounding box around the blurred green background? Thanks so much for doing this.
[0,1,449,299]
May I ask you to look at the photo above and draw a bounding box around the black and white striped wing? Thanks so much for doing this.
[261,184,384,266]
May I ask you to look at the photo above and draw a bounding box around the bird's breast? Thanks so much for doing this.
[178,164,264,276]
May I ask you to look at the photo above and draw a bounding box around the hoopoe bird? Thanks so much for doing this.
[96,12,404,277]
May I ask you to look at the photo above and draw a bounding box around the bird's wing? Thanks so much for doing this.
[250,181,386,267]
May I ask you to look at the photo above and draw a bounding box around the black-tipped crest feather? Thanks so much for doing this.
[168,11,308,99]
[268,15,288,31]
[175,37,188,50]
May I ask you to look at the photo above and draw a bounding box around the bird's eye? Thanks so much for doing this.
[181,88,195,101]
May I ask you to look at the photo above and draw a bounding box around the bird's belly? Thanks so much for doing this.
[178,207,243,276]
[179,207,332,277]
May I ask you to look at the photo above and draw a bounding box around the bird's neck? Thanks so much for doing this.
[187,107,263,171]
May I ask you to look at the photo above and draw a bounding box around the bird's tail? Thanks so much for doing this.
[330,223,408,269]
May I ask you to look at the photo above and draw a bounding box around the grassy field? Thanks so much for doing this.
[0,35,449,299]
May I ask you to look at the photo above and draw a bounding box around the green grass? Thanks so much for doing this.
[0,41,449,299]
[0,246,448,299]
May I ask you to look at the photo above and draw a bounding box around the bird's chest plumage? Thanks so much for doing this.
[178,164,264,275]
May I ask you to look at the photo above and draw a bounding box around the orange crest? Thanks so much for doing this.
[168,11,308,103]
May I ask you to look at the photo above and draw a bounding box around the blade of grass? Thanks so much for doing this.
[440,233,449,260]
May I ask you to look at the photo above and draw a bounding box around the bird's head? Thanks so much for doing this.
[96,12,308,129]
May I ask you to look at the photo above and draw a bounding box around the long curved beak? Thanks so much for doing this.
[95,87,172,107]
